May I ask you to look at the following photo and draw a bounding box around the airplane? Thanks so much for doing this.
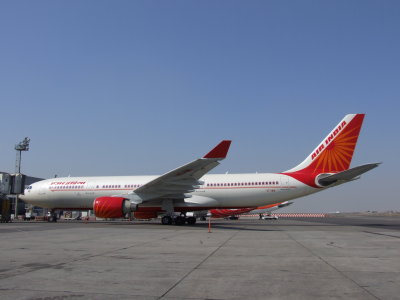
[21,114,379,225]
[190,201,293,220]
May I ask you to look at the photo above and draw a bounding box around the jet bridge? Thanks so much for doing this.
[0,172,43,222]
[0,172,24,195]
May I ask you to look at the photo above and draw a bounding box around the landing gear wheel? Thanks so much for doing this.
[174,216,186,225]
[48,214,57,222]
[187,217,196,225]
[161,216,173,225]
[48,216,57,222]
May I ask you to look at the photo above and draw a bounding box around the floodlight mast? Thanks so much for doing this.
[15,137,30,173]
[14,137,30,218]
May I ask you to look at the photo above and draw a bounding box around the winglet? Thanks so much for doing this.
[203,140,232,159]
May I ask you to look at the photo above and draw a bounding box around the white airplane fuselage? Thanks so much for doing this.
[22,173,316,211]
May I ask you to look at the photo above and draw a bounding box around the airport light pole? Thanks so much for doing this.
[15,137,30,173]
[14,137,30,218]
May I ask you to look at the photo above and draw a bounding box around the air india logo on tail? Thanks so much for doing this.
[311,121,347,160]
[282,114,365,188]
[311,116,364,174]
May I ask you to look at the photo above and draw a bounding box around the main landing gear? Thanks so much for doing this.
[161,216,173,225]
[161,215,197,226]
[160,200,196,225]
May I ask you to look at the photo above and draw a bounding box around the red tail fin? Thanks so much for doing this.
[283,114,365,187]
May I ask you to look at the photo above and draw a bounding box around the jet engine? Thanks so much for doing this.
[93,196,131,218]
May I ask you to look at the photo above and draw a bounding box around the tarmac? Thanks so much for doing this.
[0,216,399,300]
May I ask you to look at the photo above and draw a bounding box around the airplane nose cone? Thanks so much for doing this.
[19,193,31,203]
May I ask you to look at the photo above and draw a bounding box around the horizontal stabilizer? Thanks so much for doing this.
[318,163,380,186]
[277,201,294,208]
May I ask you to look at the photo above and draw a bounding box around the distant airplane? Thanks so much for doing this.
[21,114,379,225]
[192,201,293,220]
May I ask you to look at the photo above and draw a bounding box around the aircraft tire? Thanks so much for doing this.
[161,216,172,225]
[187,217,196,225]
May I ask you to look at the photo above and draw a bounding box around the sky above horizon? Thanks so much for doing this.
[0,1,399,212]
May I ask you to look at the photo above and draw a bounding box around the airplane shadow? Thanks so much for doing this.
[96,221,306,231]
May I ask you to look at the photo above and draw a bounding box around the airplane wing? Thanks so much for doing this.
[318,163,380,186]
[276,201,293,208]
[251,201,293,214]
[256,201,293,210]
[128,140,231,203]
[209,201,294,218]
[209,207,256,218]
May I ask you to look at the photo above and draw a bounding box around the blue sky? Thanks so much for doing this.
[0,1,398,212]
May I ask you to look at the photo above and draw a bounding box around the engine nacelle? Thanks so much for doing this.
[93,197,131,218]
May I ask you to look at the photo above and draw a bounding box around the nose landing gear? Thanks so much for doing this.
[47,210,59,222]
